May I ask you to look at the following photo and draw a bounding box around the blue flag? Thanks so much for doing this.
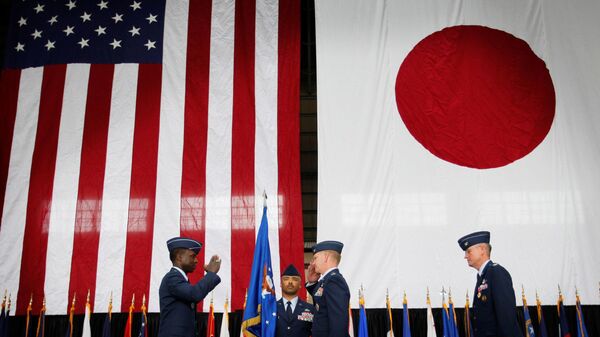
[358,298,369,337]
[402,300,411,337]
[523,296,536,337]
[536,297,549,337]
[558,295,571,337]
[575,295,588,337]
[101,313,111,337]
[241,206,277,337]
[448,301,459,337]
[442,304,450,337]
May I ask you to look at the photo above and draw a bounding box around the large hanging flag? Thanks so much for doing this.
[426,289,437,337]
[82,291,92,337]
[385,291,394,337]
[358,289,369,337]
[220,297,231,337]
[64,293,75,337]
[575,290,588,337]
[536,292,549,337]
[522,287,536,337]
[557,288,571,337]
[241,204,277,337]
[464,292,473,337]
[402,292,410,337]
[0,0,304,315]
[315,0,600,307]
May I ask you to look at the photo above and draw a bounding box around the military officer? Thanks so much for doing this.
[306,240,350,337]
[158,237,222,337]
[458,231,523,337]
[276,264,315,337]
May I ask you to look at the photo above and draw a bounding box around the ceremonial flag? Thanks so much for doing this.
[82,291,92,337]
[64,294,75,337]
[536,293,549,337]
[35,299,45,337]
[448,294,459,337]
[522,288,535,337]
[358,290,368,337]
[557,290,571,337]
[241,205,277,337]
[0,293,5,337]
[208,297,215,337]
[123,295,135,337]
[137,295,148,337]
[0,0,303,315]
[101,293,112,337]
[348,304,355,337]
[426,290,437,337]
[385,291,394,337]
[25,296,33,337]
[0,294,9,337]
[220,298,230,337]
[402,293,410,337]
[464,292,473,337]
[441,299,450,337]
[575,291,588,337]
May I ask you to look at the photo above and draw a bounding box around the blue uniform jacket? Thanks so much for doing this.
[306,268,350,337]
[158,268,221,337]
[276,297,315,337]
[472,261,523,337]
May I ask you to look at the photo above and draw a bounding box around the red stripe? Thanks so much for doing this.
[16,65,67,314]
[181,0,212,311]
[277,0,305,297]
[0,69,21,228]
[67,64,114,314]
[121,64,162,311]
[230,0,257,310]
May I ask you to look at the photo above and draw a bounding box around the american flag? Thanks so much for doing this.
[0,0,303,315]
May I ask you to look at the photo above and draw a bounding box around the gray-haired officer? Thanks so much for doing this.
[306,240,350,337]
[276,264,315,337]
[458,231,523,337]
[158,237,221,337]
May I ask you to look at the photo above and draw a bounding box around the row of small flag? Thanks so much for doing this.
[348,286,590,337]
[0,289,147,337]
[0,289,243,337]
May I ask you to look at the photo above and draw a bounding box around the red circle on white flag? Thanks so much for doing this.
[395,25,555,169]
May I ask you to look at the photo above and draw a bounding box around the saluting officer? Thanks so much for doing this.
[306,240,350,337]
[458,231,523,337]
[276,264,315,337]
[158,237,222,337]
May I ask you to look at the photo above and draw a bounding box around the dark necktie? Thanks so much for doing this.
[286,301,293,320]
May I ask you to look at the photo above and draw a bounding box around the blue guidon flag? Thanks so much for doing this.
[241,206,277,337]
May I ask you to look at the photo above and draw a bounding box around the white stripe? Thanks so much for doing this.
[94,64,138,312]
[254,0,281,290]
[0,67,44,310]
[204,0,236,312]
[44,64,90,314]
[148,0,189,313]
